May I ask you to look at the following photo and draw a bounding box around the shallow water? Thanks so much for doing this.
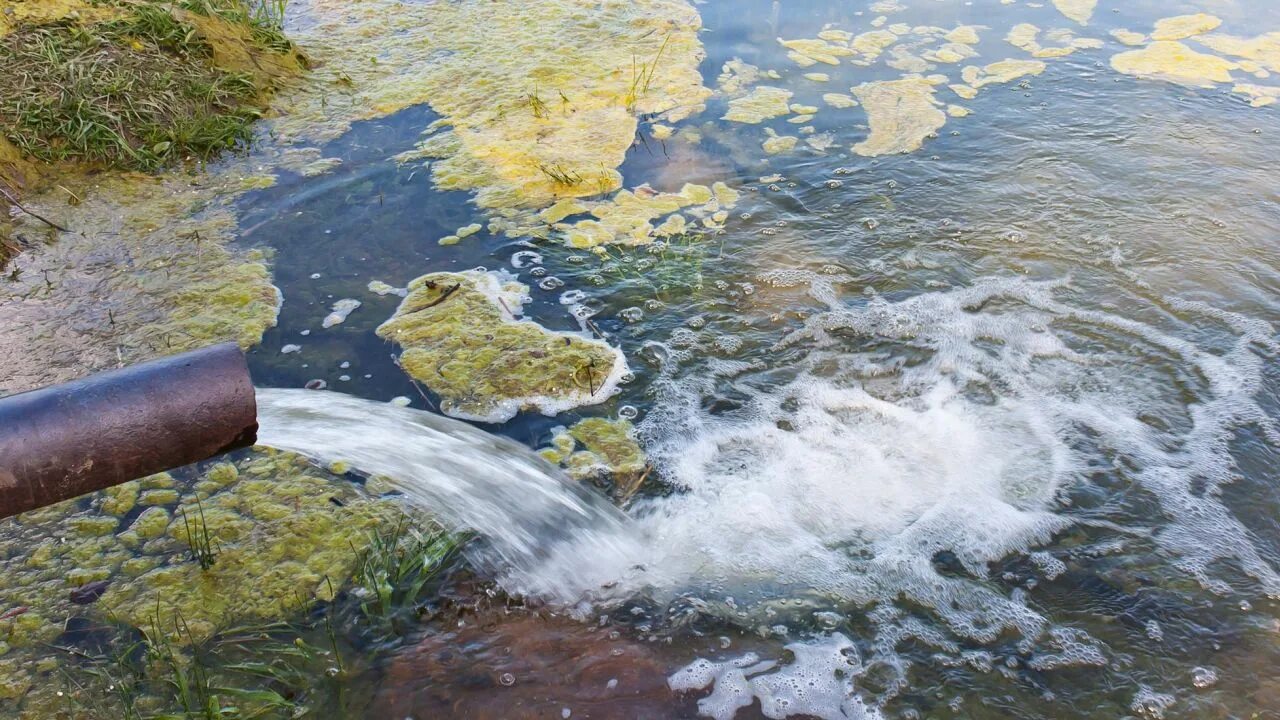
[19,0,1280,716]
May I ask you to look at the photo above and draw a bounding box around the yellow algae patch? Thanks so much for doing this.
[1196,33,1280,74]
[804,72,832,82]
[0,169,280,394]
[377,270,627,422]
[818,29,853,43]
[1151,14,1221,42]
[718,58,761,95]
[1052,0,1096,25]
[823,93,859,108]
[780,37,854,66]
[1008,23,1041,52]
[1111,41,1236,88]
[962,59,1047,88]
[1112,29,1148,46]
[887,46,930,73]
[0,0,118,39]
[851,77,947,157]
[555,182,734,247]
[925,42,979,64]
[1008,24,1100,58]
[947,104,971,117]
[540,198,589,224]
[950,83,978,99]
[540,418,647,496]
[1233,83,1280,107]
[651,123,675,140]
[278,0,710,211]
[762,129,798,155]
[852,30,899,60]
[946,26,982,45]
[724,86,794,123]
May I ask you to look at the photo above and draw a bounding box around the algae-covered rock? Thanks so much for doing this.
[539,417,647,498]
[68,516,119,538]
[377,270,628,422]
[130,507,171,540]
[99,481,140,516]
[568,418,646,476]
[138,489,180,507]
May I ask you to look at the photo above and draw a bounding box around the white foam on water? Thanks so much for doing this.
[262,268,1278,720]
[633,274,1279,718]
[670,635,882,720]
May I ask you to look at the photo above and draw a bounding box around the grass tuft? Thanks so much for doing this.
[0,0,292,171]
[538,163,584,186]
[180,497,220,570]
[350,518,461,628]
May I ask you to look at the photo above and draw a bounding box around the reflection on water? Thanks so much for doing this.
[231,0,1280,716]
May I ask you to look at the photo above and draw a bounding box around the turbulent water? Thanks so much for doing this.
[233,0,1280,716]
[255,388,643,598]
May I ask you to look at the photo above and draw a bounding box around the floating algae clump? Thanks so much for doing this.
[1112,29,1149,47]
[539,418,647,498]
[1150,14,1222,42]
[297,0,710,210]
[1007,24,1102,58]
[554,182,735,248]
[961,59,1048,89]
[851,77,946,157]
[723,86,794,124]
[1111,41,1237,88]
[1233,83,1280,107]
[1051,0,1096,25]
[377,270,628,422]
[762,129,799,155]
[779,37,855,67]
[1196,33,1280,74]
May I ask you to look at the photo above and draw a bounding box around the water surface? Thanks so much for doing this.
[236,0,1280,716]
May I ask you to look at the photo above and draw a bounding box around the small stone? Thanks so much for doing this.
[69,580,111,605]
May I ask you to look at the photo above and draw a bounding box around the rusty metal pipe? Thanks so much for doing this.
[0,343,257,519]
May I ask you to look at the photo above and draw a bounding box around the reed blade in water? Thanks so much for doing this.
[254,388,643,601]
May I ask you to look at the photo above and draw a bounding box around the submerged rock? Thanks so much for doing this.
[375,609,679,719]
[377,270,627,422]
